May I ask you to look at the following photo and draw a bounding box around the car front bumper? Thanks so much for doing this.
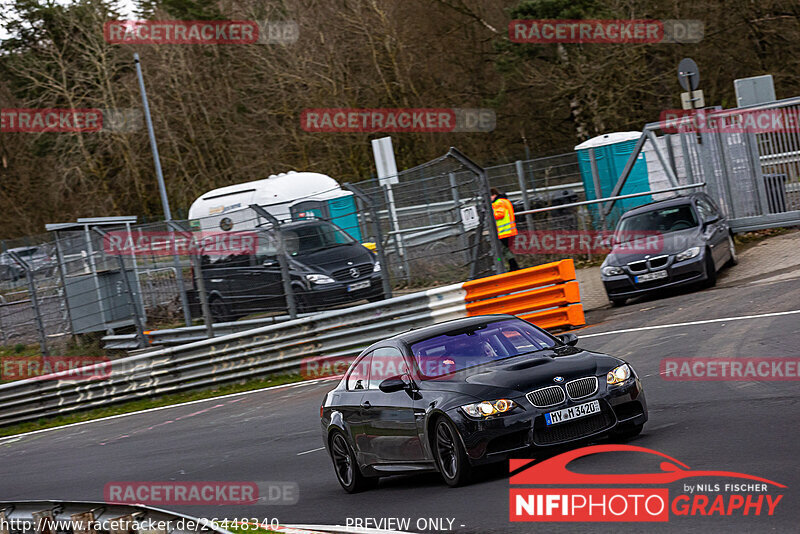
[447,377,648,466]
[602,254,707,299]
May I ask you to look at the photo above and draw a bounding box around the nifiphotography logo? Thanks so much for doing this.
[509,444,785,522]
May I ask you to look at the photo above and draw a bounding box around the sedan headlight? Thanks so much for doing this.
[373,261,381,272]
[461,399,517,418]
[607,363,632,385]
[675,246,700,262]
[305,273,335,285]
[601,265,624,277]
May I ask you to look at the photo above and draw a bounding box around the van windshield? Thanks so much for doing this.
[283,222,356,255]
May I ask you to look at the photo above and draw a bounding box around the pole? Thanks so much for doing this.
[514,160,535,231]
[249,205,297,319]
[8,251,48,356]
[134,53,191,327]
[342,183,392,300]
[167,221,214,338]
[134,53,170,220]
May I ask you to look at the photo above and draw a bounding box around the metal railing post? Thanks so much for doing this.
[343,183,393,300]
[8,251,48,356]
[249,205,297,319]
[514,160,535,231]
[91,227,147,348]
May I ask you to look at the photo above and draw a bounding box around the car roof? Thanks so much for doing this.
[386,314,518,345]
[619,193,702,219]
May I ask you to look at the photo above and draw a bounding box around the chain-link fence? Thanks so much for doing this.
[1,149,593,353]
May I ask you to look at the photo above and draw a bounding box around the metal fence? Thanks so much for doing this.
[0,148,590,353]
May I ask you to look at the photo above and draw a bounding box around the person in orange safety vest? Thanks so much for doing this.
[491,188,520,271]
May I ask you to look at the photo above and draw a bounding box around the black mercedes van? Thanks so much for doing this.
[196,220,385,322]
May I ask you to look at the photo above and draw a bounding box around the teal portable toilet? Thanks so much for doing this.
[289,192,363,241]
[575,132,652,228]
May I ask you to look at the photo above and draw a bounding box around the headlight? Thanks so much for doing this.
[305,273,335,285]
[675,246,700,262]
[607,363,632,385]
[601,265,624,276]
[460,399,517,418]
[373,261,381,272]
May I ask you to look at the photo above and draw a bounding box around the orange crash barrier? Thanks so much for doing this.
[463,259,585,330]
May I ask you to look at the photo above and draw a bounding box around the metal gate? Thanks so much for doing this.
[658,96,800,232]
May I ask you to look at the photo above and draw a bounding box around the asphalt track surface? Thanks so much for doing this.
[2,267,799,534]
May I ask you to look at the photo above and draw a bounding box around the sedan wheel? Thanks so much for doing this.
[329,431,375,493]
[726,235,739,267]
[434,418,471,487]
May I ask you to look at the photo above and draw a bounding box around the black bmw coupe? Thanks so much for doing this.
[320,314,648,492]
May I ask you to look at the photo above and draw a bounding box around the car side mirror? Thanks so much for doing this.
[379,374,411,393]
[703,215,720,227]
[558,333,579,346]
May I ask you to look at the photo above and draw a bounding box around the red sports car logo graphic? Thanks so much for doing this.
[509,444,785,486]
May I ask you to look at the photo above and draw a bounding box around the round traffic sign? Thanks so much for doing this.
[678,58,700,91]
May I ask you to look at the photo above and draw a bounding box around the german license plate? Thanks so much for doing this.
[635,270,667,283]
[347,280,371,292]
[545,400,600,426]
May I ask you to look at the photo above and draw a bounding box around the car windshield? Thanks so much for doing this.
[616,204,698,240]
[283,222,356,255]
[410,319,558,378]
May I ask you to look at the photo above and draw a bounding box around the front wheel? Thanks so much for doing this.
[726,235,738,267]
[208,296,230,323]
[329,431,376,493]
[703,249,717,288]
[433,417,471,487]
[610,297,627,307]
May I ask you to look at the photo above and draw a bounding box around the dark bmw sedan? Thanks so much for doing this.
[600,192,737,306]
[320,315,647,492]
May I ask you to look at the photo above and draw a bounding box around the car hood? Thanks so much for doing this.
[606,227,700,265]
[421,350,623,398]
[290,243,374,274]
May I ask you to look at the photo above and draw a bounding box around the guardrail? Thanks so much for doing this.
[0,260,584,427]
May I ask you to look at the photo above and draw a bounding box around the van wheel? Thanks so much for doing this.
[293,290,313,314]
[208,296,229,323]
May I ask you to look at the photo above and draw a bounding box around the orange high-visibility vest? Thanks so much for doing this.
[493,197,517,238]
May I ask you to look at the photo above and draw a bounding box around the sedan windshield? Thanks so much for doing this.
[410,319,558,378]
[616,204,698,240]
